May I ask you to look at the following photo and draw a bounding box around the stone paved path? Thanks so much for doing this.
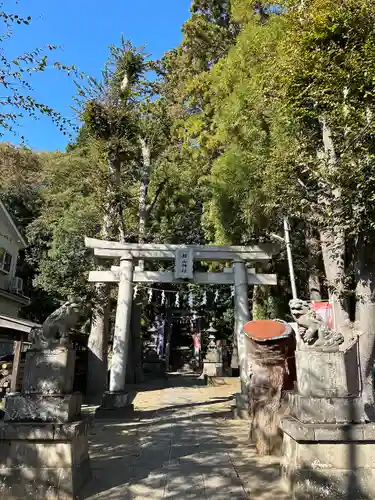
[83,374,290,500]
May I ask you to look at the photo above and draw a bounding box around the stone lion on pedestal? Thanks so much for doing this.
[289,298,344,351]
[29,300,82,349]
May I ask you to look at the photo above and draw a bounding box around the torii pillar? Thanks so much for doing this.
[97,256,135,417]
[233,260,252,418]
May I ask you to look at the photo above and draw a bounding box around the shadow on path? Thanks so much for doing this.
[131,396,234,421]
[131,372,206,392]
[83,375,289,500]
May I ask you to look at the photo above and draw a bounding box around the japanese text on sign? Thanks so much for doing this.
[175,248,193,279]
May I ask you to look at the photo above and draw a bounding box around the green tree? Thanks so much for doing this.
[198,0,375,413]
[277,0,375,414]
[0,143,60,321]
[75,38,175,392]
[26,148,104,298]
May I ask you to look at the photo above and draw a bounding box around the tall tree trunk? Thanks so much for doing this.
[86,285,109,401]
[86,211,113,400]
[130,138,166,383]
[252,285,268,320]
[128,138,152,383]
[108,150,126,243]
[130,297,144,383]
[306,227,322,301]
[165,307,173,372]
[138,138,151,246]
[355,235,375,421]
[320,230,350,332]
[86,149,125,399]
[318,116,351,338]
[266,291,279,319]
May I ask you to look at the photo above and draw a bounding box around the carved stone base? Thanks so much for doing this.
[286,392,367,424]
[4,393,82,423]
[95,390,136,419]
[281,416,375,499]
[295,350,351,397]
[23,346,76,395]
[202,361,224,378]
[0,419,91,499]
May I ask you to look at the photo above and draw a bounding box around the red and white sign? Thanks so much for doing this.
[193,333,201,350]
[311,301,333,329]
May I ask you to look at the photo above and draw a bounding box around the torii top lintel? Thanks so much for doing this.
[84,237,280,262]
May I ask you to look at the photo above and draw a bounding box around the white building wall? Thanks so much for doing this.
[0,296,21,316]
[0,214,20,291]
[0,205,26,316]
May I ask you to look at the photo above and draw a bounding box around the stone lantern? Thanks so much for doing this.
[202,323,223,381]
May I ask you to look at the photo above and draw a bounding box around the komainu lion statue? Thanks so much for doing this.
[289,298,344,351]
[29,300,82,349]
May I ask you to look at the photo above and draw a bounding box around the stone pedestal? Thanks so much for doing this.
[281,348,375,499]
[0,420,91,500]
[202,346,224,382]
[281,418,375,499]
[0,345,91,499]
[95,390,136,419]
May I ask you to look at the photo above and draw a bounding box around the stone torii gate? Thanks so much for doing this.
[85,237,279,414]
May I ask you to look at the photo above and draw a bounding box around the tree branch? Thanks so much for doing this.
[146,179,167,218]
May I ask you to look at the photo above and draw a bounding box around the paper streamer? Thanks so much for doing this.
[188,292,194,309]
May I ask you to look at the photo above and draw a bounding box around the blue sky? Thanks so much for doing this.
[4,1,191,151]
